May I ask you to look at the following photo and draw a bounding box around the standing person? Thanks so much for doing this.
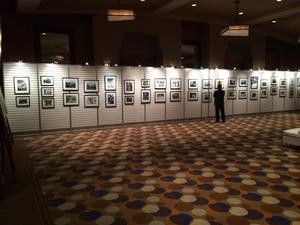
[213,83,225,123]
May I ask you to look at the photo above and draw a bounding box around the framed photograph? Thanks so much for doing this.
[40,76,53,86]
[63,93,79,106]
[105,76,116,91]
[250,91,258,100]
[84,95,99,108]
[280,79,287,88]
[260,89,268,98]
[170,91,181,102]
[155,91,166,103]
[188,91,198,101]
[215,79,224,89]
[105,92,116,107]
[124,96,134,105]
[297,78,300,88]
[62,78,78,91]
[279,89,286,98]
[141,89,151,104]
[298,89,300,98]
[155,79,166,89]
[84,80,99,93]
[202,79,213,89]
[170,78,181,89]
[271,77,277,85]
[42,98,55,109]
[289,90,294,98]
[124,80,135,94]
[188,79,198,89]
[250,77,258,89]
[228,78,237,87]
[228,90,237,99]
[290,78,295,86]
[239,78,247,87]
[141,79,150,88]
[16,96,30,107]
[202,92,212,103]
[271,86,277,95]
[14,77,30,94]
[41,87,54,97]
[260,79,269,89]
[239,90,247,99]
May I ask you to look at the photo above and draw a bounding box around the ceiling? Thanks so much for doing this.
[15,0,300,44]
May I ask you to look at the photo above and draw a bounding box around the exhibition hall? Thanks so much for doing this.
[0,0,300,225]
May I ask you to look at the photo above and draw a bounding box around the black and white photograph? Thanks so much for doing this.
[215,79,224,89]
[84,80,99,93]
[124,96,134,105]
[280,79,287,88]
[63,93,79,106]
[271,77,277,85]
[141,79,150,88]
[42,98,55,109]
[250,91,258,100]
[170,78,181,89]
[62,78,79,91]
[188,79,198,89]
[124,80,135,94]
[155,91,166,103]
[271,86,277,95]
[298,89,300,98]
[289,90,294,98]
[40,76,54,86]
[41,87,54,97]
[16,96,30,107]
[202,79,213,89]
[188,91,198,101]
[155,79,167,89]
[141,89,151,104]
[105,76,116,91]
[297,78,300,87]
[202,92,212,103]
[228,90,237,99]
[84,95,99,108]
[279,89,286,97]
[260,89,268,98]
[239,78,247,87]
[170,91,181,102]
[105,92,116,107]
[239,90,247,99]
[14,77,30,94]
[250,77,258,89]
[228,78,237,87]
[260,79,269,88]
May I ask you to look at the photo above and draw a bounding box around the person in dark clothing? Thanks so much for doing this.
[213,83,225,122]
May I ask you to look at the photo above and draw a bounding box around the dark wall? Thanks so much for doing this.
[2,14,94,64]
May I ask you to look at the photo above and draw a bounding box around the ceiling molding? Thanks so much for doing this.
[17,0,40,13]
[152,0,192,14]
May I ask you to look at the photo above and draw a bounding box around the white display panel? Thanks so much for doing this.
[97,66,122,126]
[145,67,166,122]
[233,70,249,115]
[272,71,285,112]
[70,65,98,128]
[297,72,300,110]
[200,69,210,118]
[260,71,273,113]
[247,70,261,114]
[166,68,184,120]
[39,64,70,131]
[4,63,39,132]
[122,66,145,123]
[284,71,296,111]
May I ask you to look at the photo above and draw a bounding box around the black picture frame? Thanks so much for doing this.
[141,89,151,104]
[84,95,99,108]
[41,87,54,97]
[42,98,55,109]
[14,77,30,95]
[170,91,181,102]
[105,92,117,107]
[84,80,99,93]
[63,93,79,106]
[40,76,54,86]
[62,78,79,91]
[16,96,30,107]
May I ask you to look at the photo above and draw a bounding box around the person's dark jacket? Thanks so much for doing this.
[213,89,225,105]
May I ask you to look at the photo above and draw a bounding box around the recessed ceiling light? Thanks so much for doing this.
[192,3,197,7]
[238,11,244,15]
[272,20,277,23]
[42,33,46,36]
[140,0,146,2]
[276,0,282,2]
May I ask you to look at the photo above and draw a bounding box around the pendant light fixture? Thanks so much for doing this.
[220,1,249,37]
[107,0,135,22]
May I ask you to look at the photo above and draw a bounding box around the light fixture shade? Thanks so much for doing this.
[220,25,249,37]
[107,9,135,21]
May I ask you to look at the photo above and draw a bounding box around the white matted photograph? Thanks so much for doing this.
[14,77,30,94]
[297,78,300,88]
[215,79,224,89]
[42,98,55,109]
[84,95,99,108]
[84,80,99,93]
[202,79,213,89]
[41,87,54,97]
[279,89,286,97]
[16,96,30,107]
[250,91,258,100]
[279,79,287,88]
[188,79,198,89]
[170,78,181,89]
[155,79,166,89]
[105,92,116,107]
[289,90,294,98]
[239,90,247,99]
[124,96,134,105]
[228,90,237,99]
[260,89,268,98]
[250,77,258,89]
[188,91,198,101]
[228,78,237,87]
[155,91,166,103]
[62,78,79,91]
[63,93,79,106]
[271,77,277,85]
[40,76,53,86]
[239,78,247,87]
[105,76,116,91]
[141,79,150,88]
[260,79,269,88]
[298,89,300,98]
[202,92,212,103]
[271,86,277,95]
[170,91,181,102]
[141,89,151,104]
[124,80,135,94]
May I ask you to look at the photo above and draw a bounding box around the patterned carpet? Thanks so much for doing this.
[24,112,300,225]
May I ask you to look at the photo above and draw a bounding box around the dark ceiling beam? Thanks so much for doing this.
[17,0,40,13]
[152,0,192,14]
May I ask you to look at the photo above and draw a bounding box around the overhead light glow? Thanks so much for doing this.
[192,3,197,7]
[238,11,244,15]
[220,25,249,36]
[276,0,282,2]
[272,20,277,23]
[107,9,135,22]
